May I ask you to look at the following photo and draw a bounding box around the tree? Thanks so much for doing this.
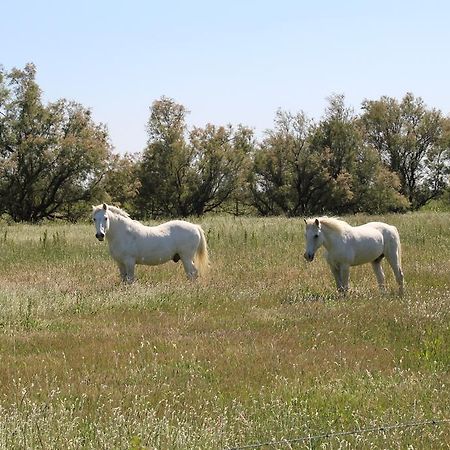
[310,94,359,178]
[186,124,253,215]
[350,146,409,213]
[103,152,140,212]
[361,93,450,209]
[250,96,410,216]
[250,97,362,216]
[250,109,333,216]
[136,97,191,217]
[311,94,409,213]
[307,94,359,213]
[0,64,110,221]
[137,97,253,217]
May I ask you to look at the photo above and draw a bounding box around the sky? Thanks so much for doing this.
[2,0,450,154]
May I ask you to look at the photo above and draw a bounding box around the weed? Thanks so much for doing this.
[0,213,448,448]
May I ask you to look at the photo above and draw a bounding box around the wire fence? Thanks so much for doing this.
[226,418,450,450]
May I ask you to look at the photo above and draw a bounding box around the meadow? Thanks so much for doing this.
[0,213,448,449]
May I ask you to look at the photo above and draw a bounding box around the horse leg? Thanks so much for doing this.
[371,261,386,293]
[181,257,198,281]
[339,265,350,293]
[117,261,128,282]
[386,253,404,296]
[123,258,136,283]
[329,264,343,291]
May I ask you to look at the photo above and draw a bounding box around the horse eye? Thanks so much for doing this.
[314,234,319,239]
[104,217,108,221]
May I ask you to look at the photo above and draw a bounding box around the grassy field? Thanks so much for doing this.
[0,213,448,449]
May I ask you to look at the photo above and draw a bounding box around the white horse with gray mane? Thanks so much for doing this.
[92,203,209,283]
[303,217,404,295]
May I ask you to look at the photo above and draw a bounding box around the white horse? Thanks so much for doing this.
[92,203,209,283]
[303,217,404,295]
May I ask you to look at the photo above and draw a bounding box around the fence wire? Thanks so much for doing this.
[226,418,450,450]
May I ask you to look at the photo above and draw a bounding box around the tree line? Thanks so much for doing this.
[1,64,449,222]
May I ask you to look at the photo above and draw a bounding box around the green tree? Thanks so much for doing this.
[250,96,409,216]
[361,93,450,209]
[250,109,332,216]
[187,124,253,215]
[136,97,191,217]
[137,97,253,217]
[103,152,140,212]
[311,94,409,213]
[308,94,359,212]
[310,94,358,178]
[350,146,409,213]
[0,64,110,222]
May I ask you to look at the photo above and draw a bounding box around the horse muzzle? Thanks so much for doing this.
[304,252,314,262]
[95,233,105,241]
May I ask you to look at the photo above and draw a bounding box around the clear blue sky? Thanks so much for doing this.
[2,0,449,154]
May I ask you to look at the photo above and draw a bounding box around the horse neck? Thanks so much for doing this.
[106,214,127,241]
[320,226,342,251]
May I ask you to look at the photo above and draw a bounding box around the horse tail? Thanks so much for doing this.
[387,225,404,296]
[392,225,402,267]
[396,231,402,267]
[195,225,210,276]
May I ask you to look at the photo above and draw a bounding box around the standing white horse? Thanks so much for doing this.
[92,204,209,283]
[303,217,404,295]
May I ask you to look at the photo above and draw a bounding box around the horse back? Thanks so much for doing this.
[362,221,401,255]
[153,220,202,249]
[364,222,400,241]
[157,220,201,237]
[340,222,394,264]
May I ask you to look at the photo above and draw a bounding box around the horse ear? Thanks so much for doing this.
[315,218,320,226]
[103,203,107,211]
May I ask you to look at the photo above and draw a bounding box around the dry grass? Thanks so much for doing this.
[0,213,448,449]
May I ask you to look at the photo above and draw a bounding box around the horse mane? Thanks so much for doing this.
[107,205,131,219]
[93,204,131,219]
[308,216,350,233]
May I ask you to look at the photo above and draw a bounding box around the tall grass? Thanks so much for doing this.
[0,213,448,449]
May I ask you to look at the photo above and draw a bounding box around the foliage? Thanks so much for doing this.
[0,64,110,222]
[249,109,331,215]
[136,97,195,217]
[250,96,410,216]
[1,64,449,221]
[308,94,360,212]
[361,93,450,209]
[187,123,254,215]
[102,152,140,212]
[350,147,410,213]
[136,97,254,218]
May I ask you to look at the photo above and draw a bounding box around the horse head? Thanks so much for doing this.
[303,218,323,262]
[92,203,110,241]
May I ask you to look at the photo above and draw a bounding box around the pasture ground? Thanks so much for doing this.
[0,213,449,449]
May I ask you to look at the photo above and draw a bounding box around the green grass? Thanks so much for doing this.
[0,213,448,449]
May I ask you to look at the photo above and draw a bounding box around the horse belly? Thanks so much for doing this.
[351,237,384,266]
[137,256,171,266]
[136,239,174,266]
[136,248,172,266]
